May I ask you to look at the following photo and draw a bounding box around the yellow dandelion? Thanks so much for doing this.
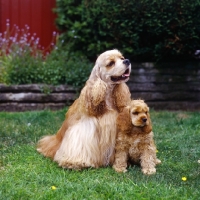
[182,177,187,181]
[51,186,57,190]
[156,150,159,153]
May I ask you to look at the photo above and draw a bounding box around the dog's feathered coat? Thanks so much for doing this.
[113,100,161,174]
[37,50,131,169]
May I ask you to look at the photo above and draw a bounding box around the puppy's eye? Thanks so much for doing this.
[132,112,138,115]
[107,61,115,67]
[121,57,125,60]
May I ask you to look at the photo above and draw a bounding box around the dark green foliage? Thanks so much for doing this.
[44,44,93,88]
[55,0,200,61]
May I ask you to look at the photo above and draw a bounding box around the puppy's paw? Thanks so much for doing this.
[113,165,127,173]
[142,167,156,175]
[155,159,161,165]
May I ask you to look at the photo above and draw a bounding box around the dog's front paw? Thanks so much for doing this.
[142,167,156,175]
[113,165,127,173]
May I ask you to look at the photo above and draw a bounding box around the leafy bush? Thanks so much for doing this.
[45,45,93,88]
[55,0,200,61]
[0,21,93,88]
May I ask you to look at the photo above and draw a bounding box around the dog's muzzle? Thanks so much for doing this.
[110,59,131,82]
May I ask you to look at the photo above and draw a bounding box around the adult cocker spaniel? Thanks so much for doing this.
[37,49,132,170]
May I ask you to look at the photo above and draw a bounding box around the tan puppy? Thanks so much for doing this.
[37,49,132,170]
[113,100,161,175]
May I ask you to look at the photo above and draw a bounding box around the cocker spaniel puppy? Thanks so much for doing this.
[37,49,132,170]
[113,100,161,175]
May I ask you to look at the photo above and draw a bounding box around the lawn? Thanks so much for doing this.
[0,108,200,200]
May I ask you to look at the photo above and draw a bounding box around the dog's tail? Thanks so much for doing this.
[37,102,77,159]
[37,134,62,159]
[37,123,67,159]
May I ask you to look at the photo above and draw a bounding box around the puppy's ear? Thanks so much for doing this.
[143,112,152,133]
[117,106,132,132]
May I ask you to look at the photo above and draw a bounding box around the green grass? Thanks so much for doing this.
[0,109,200,200]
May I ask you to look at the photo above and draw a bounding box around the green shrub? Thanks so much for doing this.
[55,0,200,61]
[0,21,93,87]
[45,44,93,88]
[5,44,93,87]
[6,54,66,86]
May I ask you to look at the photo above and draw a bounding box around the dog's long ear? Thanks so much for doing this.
[113,83,131,112]
[117,106,132,132]
[80,62,107,116]
[88,62,101,82]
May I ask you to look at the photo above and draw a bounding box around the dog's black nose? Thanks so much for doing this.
[142,118,147,123]
[123,59,130,66]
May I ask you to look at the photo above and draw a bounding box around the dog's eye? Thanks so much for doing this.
[107,61,115,67]
[121,57,125,60]
[132,112,138,115]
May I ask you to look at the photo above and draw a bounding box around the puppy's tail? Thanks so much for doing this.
[37,134,61,159]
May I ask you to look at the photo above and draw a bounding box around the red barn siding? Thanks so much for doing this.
[0,0,58,49]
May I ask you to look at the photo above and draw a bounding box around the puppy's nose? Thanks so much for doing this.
[142,118,147,123]
[123,59,130,66]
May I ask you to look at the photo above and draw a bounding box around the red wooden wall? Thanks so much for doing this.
[0,0,58,50]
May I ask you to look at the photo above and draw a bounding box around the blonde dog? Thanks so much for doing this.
[113,100,161,175]
[37,49,131,169]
